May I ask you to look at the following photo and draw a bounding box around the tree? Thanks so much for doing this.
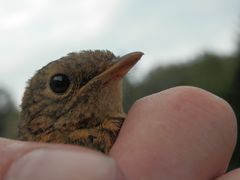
[0,88,19,138]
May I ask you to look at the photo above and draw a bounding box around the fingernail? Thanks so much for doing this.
[4,148,125,180]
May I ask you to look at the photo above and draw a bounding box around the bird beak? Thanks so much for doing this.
[80,51,143,94]
[98,51,144,82]
[113,51,144,77]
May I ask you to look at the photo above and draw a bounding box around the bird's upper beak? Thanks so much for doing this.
[97,52,144,82]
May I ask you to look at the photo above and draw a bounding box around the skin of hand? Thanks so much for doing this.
[0,86,238,180]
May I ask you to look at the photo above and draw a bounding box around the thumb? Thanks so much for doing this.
[0,138,124,180]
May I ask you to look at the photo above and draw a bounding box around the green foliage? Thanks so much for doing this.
[0,88,19,139]
[236,27,240,57]
[123,52,239,112]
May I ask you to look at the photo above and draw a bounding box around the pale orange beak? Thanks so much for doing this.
[99,51,144,81]
[81,51,143,94]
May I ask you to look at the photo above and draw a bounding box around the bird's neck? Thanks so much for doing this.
[98,80,125,118]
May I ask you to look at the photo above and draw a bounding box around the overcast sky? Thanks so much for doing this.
[0,0,239,106]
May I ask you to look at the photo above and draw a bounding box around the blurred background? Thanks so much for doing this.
[0,0,239,170]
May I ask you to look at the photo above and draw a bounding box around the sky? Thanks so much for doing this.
[0,0,239,106]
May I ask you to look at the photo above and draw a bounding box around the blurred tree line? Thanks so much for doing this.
[0,31,239,169]
[0,89,19,138]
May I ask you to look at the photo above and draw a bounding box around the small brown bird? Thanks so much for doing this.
[18,50,143,153]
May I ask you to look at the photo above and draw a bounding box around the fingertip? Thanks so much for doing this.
[4,149,123,180]
[111,86,237,180]
[0,138,125,180]
[131,86,237,152]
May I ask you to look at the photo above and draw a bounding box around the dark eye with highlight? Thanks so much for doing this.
[50,74,70,94]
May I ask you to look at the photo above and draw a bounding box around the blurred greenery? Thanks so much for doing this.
[0,30,239,170]
[123,52,238,110]
[0,89,19,139]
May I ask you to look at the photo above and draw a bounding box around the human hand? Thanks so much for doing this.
[0,86,238,180]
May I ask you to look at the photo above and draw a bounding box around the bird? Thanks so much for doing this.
[18,50,143,154]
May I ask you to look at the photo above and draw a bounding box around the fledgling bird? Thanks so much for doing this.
[18,50,143,154]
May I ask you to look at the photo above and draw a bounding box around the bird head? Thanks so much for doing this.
[19,50,143,152]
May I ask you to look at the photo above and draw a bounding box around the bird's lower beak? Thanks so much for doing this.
[98,52,144,82]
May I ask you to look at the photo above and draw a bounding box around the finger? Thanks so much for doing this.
[215,168,240,179]
[0,138,125,180]
[110,86,237,180]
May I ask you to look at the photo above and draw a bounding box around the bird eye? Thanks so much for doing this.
[49,74,70,94]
